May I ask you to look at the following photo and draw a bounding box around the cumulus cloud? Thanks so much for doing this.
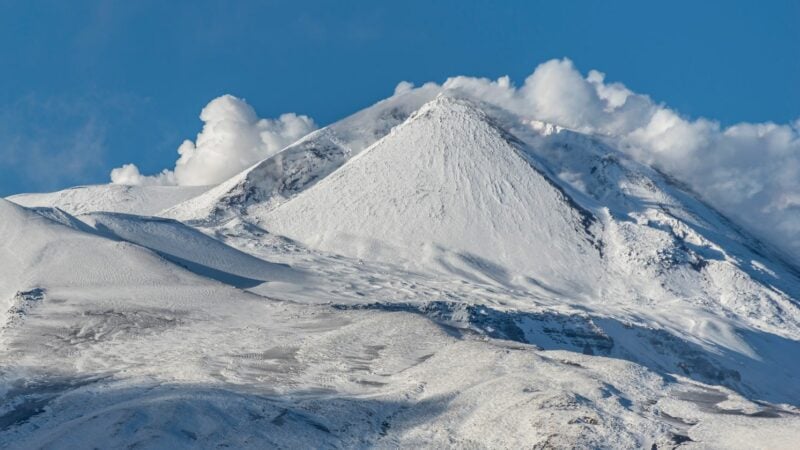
[111,95,316,186]
[109,163,175,186]
[436,58,800,263]
[393,81,415,96]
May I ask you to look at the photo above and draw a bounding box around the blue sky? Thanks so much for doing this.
[0,0,797,195]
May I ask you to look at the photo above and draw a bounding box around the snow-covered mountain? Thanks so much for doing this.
[3,91,800,448]
[264,96,605,293]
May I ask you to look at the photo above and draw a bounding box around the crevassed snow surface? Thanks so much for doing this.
[2,94,800,449]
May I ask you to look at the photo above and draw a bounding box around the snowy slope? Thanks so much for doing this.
[508,121,800,337]
[162,84,440,223]
[0,198,268,336]
[263,96,604,293]
[8,184,210,216]
[0,198,181,303]
[10,297,799,449]
[78,212,304,288]
[0,201,742,448]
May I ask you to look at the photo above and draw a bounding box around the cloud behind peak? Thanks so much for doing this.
[111,94,316,187]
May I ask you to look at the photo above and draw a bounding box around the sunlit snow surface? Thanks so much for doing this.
[8,184,210,217]
[3,93,800,449]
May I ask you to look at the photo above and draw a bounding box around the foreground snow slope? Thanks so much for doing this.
[0,198,264,324]
[1,198,190,306]
[7,184,209,216]
[4,269,799,448]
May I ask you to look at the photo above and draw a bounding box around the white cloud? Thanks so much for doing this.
[111,94,316,186]
[435,58,800,263]
[109,163,175,186]
[393,81,415,96]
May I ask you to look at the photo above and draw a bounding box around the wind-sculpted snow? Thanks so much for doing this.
[0,198,261,331]
[79,212,304,288]
[4,94,800,448]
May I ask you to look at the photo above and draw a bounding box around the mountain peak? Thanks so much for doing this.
[260,91,603,289]
[416,93,483,113]
[409,94,504,127]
